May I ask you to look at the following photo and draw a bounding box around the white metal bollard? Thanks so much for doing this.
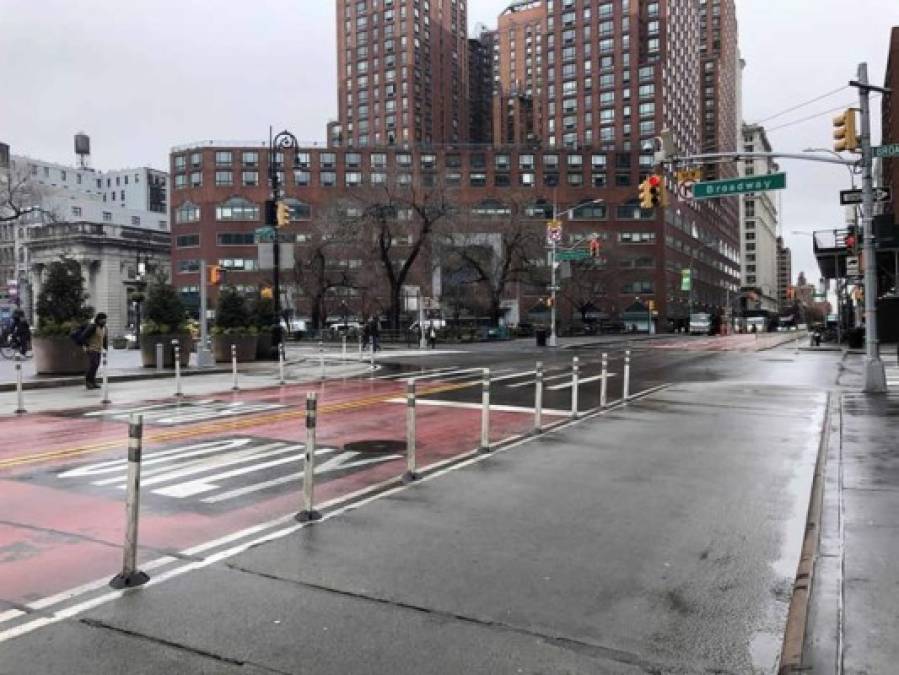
[231,344,239,391]
[571,356,580,419]
[623,350,631,402]
[342,335,347,360]
[319,339,325,379]
[533,361,543,434]
[600,352,608,408]
[155,343,164,373]
[403,380,420,482]
[358,334,364,362]
[369,345,376,372]
[14,354,26,415]
[101,350,111,405]
[278,343,286,385]
[296,393,322,522]
[109,414,150,589]
[173,341,183,398]
[480,368,491,453]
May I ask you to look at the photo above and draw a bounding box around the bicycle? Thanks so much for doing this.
[0,329,33,359]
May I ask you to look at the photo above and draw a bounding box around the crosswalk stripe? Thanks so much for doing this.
[547,372,619,391]
[507,372,571,389]
[375,366,460,380]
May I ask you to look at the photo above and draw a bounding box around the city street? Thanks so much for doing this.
[0,337,845,673]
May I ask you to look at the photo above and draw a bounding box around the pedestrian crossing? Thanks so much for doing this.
[377,364,621,391]
[886,356,899,389]
[83,400,287,426]
[57,436,400,508]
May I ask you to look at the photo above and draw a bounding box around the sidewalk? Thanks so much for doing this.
[0,357,834,674]
[803,352,899,674]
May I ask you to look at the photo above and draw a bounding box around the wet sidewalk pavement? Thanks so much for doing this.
[803,352,899,675]
[0,352,835,674]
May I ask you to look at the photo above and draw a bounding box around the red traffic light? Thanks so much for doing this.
[647,174,662,188]
[845,234,856,250]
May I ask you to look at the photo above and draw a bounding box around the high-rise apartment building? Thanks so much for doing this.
[335,0,469,147]
[777,236,792,310]
[469,28,497,144]
[493,1,546,146]
[739,123,779,312]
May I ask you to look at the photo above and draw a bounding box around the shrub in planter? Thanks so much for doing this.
[212,287,258,362]
[140,278,192,368]
[32,259,94,375]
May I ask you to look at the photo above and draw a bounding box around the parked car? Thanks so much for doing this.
[280,318,307,340]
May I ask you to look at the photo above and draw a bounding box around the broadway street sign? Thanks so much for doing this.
[873,144,899,159]
[692,172,787,200]
[556,249,590,262]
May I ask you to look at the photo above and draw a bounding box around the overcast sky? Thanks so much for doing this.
[1,0,896,281]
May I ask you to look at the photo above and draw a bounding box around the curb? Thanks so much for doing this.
[778,390,833,673]
[0,367,231,392]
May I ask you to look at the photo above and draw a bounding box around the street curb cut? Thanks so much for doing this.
[778,390,833,674]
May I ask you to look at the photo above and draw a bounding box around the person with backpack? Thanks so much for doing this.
[78,313,108,390]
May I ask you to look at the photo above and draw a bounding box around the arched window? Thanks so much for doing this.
[571,202,607,220]
[471,199,511,217]
[282,198,311,221]
[525,201,553,219]
[215,197,259,222]
[175,201,200,224]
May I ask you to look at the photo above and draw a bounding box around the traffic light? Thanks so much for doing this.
[589,238,602,258]
[208,265,222,286]
[639,179,653,209]
[833,109,859,153]
[260,286,273,299]
[845,224,861,254]
[648,174,666,208]
[276,201,290,227]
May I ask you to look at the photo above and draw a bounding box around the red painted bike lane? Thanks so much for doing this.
[0,375,546,606]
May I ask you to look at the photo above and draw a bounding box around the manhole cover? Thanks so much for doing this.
[343,440,407,454]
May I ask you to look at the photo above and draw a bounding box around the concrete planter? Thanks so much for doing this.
[140,334,193,368]
[33,336,89,375]
[212,334,258,363]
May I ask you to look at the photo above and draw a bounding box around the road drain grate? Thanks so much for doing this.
[343,440,407,454]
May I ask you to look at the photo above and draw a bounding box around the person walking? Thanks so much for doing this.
[370,318,381,352]
[427,323,437,350]
[82,313,108,390]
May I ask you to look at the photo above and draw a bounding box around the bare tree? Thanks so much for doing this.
[290,202,360,330]
[559,243,621,324]
[438,199,543,327]
[0,164,55,223]
[344,182,456,329]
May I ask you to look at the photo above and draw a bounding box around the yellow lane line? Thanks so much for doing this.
[1,380,473,470]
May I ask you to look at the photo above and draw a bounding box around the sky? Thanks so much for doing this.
[1,0,897,282]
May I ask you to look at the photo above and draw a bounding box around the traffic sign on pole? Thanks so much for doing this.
[692,172,787,199]
[556,249,590,262]
[839,187,890,205]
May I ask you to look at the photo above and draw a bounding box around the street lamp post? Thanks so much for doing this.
[268,128,304,348]
[546,198,604,348]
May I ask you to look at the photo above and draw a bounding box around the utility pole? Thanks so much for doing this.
[851,63,888,393]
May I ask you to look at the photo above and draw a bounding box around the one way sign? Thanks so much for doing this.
[839,187,891,205]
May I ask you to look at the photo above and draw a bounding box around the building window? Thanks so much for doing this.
[190,152,202,168]
[217,232,256,246]
[571,203,607,220]
[176,234,200,247]
[176,202,200,224]
[242,151,258,167]
[190,172,202,187]
[218,258,259,271]
[215,197,259,221]
[178,260,200,274]
[215,171,233,187]
[131,216,141,226]
[470,173,487,187]
[320,153,336,169]
[321,171,337,187]
[294,170,311,186]
[371,153,387,168]
[215,151,232,166]
[283,198,311,220]
[619,231,656,243]
[242,171,259,186]
[346,171,362,187]
[174,155,186,171]
[71,206,82,217]
[103,211,112,222]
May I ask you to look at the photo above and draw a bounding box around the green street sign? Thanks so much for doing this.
[873,144,899,158]
[680,268,692,291]
[692,172,787,200]
[255,226,277,242]
[557,249,590,261]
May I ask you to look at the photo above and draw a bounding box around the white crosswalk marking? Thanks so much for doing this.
[547,372,618,391]
[506,372,571,389]
[59,437,400,505]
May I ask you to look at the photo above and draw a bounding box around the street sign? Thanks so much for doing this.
[255,226,277,242]
[546,219,563,244]
[692,172,787,200]
[846,256,860,277]
[839,187,891,205]
[873,143,899,159]
[556,249,590,261]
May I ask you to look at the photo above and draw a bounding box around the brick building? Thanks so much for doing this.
[334,0,469,147]
[468,28,497,144]
[169,0,743,332]
[882,26,899,219]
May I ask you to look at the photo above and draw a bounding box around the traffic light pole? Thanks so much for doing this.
[197,259,214,368]
[549,236,557,347]
[852,63,888,393]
